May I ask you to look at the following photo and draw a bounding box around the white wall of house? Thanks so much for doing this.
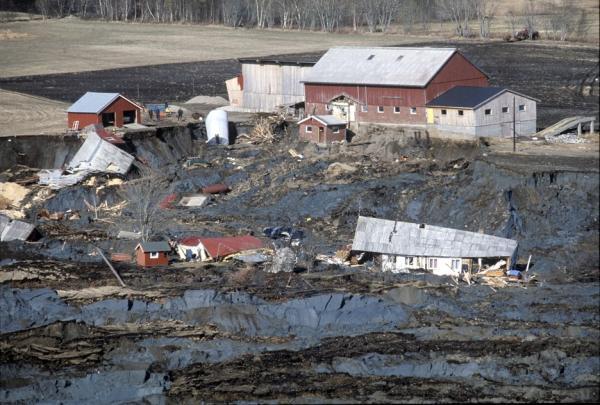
[428,91,537,137]
[381,254,463,276]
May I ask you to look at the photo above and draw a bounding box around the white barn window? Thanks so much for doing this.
[502,106,509,113]
[485,108,492,115]
[410,107,417,115]
[305,126,312,133]
[393,106,400,113]
[361,104,368,112]
[377,106,384,113]
[519,104,526,112]
[149,252,159,259]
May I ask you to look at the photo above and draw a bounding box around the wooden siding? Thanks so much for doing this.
[426,52,489,101]
[136,249,168,267]
[67,96,141,129]
[304,53,487,126]
[242,63,311,112]
[299,117,346,144]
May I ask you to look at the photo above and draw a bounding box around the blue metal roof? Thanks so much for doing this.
[426,86,507,109]
[67,92,121,114]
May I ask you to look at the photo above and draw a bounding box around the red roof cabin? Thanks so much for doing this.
[303,47,489,127]
[135,241,171,267]
[67,92,142,130]
[298,115,347,144]
[177,235,264,262]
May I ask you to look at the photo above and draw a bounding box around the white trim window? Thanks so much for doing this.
[149,252,160,259]
[393,106,400,114]
[518,104,526,112]
[410,107,417,115]
[332,126,340,134]
[484,108,492,115]
[305,125,313,133]
[502,106,509,113]
[361,104,368,112]
[451,259,461,270]
[377,106,384,113]
[428,258,438,269]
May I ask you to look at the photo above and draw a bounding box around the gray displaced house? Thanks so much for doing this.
[226,58,315,113]
[351,216,518,276]
[0,215,37,242]
[426,86,538,137]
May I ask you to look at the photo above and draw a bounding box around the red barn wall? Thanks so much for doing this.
[304,52,489,126]
[68,113,100,129]
[426,52,489,101]
[103,97,141,127]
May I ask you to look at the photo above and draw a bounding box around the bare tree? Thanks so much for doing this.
[506,9,519,38]
[119,167,170,242]
[473,0,496,38]
[522,0,537,39]
[439,0,475,37]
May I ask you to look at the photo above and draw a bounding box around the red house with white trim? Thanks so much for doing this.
[67,92,142,130]
[302,47,489,127]
[298,115,347,144]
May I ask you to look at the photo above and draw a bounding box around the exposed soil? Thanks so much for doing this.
[1,121,598,402]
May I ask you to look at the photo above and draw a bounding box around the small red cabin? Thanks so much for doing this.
[298,115,347,144]
[135,241,170,267]
[67,92,142,130]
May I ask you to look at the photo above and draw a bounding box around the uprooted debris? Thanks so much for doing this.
[239,114,286,144]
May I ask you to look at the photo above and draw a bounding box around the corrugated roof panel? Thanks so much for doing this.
[67,92,120,114]
[352,216,517,258]
[303,47,457,87]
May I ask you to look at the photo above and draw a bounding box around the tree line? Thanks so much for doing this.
[0,0,591,40]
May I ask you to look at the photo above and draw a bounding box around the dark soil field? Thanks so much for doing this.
[0,41,597,128]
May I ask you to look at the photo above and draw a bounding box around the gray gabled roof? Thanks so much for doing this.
[351,216,517,258]
[298,115,347,127]
[303,47,461,87]
[67,92,141,114]
[136,241,171,252]
[426,86,539,109]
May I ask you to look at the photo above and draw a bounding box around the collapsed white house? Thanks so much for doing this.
[351,216,518,276]
[38,132,134,189]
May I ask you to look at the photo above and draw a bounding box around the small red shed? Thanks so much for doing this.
[135,241,171,267]
[298,115,347,144]
[67,92,142,130]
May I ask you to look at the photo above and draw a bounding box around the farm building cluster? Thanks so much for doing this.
[226,46,539,142]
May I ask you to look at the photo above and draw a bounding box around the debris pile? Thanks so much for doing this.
[240,114,286,144]
[544,132,589,144]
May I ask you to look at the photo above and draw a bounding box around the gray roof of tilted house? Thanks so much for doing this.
[302,47,474,87]
[351,216,517,258]
[0,215,36,242]
[426,86,538,109]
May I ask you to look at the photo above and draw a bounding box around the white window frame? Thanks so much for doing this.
[441,109,447,115]
[305,125,313,133]
[377,106,384,113]
[332,127,340,134]
[149,252,159,259]
[451,259,461,270]
[393,106,400,114]
[428,258,438,269]
[502,106,509,113]
[518,104,526,112]
[484,108,492,115]
[410,107,417,115]
[361,104,368,112]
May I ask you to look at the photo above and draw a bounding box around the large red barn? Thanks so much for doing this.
[67,92,142,130]
[302,47,488,127]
